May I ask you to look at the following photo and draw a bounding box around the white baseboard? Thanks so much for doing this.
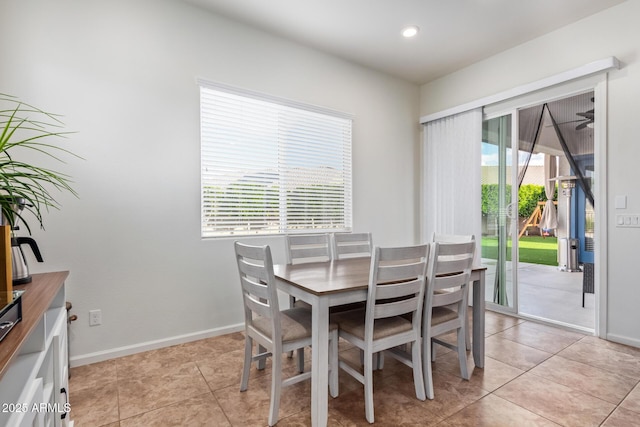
[69,323,245,367]
[606,333,640,349]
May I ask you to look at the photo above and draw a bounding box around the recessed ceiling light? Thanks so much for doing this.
[402,26,419,38]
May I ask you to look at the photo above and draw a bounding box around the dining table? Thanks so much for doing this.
[273,257,486,427]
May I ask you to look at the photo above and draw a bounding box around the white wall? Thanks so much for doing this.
[0,0,420,363]
[420,0,640,347]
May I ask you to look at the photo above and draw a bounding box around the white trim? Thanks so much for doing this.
[69,323,245,367]
[517,312,596,335]
[420,57,619,124]
[478,74,610,336]
[511,109,520,313]
[483,79,599,119]
[196,77,354,120]
[593,76,608,338]
[606,333,640,349]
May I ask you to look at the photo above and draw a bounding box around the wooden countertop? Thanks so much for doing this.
[0,271,69,381]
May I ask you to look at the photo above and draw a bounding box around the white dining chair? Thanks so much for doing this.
[234,242,339,426]
[284,233,332,368]
[422,239,475,400]
[285,233,332,264]
[332,232,372,260]
[331,244,429,423]
[331,232,373,318]
[432,233,476,351]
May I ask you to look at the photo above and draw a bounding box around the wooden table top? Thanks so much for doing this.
[274,258,487,297]
[273,257,371,296]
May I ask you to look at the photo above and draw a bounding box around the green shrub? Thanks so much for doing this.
[482,184,555,218]
[518,185,546,218]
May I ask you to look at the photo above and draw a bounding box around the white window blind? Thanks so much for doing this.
[200,82,353,237]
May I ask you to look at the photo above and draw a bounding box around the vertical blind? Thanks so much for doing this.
[200,82,353,237]
[423,108,482,264]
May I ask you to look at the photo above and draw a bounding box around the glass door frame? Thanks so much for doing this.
[483,109,520,315]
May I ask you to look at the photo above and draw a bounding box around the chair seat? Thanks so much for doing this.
[332,309,413,340]
[431,306,458,326]
[254,307,337,343]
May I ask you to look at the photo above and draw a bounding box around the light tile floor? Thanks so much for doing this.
[69,311,640,426]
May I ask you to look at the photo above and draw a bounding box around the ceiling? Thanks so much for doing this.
[181,0,625,85]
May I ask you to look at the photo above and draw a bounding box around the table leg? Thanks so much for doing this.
[472,271,485,368]
[311,296,329,427]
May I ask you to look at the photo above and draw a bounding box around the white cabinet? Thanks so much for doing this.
[0,272,72,427]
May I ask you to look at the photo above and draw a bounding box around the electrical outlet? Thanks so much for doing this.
[89,309,102,326]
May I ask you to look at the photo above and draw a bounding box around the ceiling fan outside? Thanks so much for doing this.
[547,97,594,130]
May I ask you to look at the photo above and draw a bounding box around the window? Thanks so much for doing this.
[199,81,353,237]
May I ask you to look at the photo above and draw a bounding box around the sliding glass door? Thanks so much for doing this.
[482,113,518,311]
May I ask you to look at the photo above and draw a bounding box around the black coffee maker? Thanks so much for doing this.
[1,198,44,284]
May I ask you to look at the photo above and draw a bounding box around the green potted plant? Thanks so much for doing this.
[0,93,78,233]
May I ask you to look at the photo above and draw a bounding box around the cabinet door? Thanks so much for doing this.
[9,377,45,427]
[52,314,70,427]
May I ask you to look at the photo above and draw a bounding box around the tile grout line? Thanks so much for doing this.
[194,357,236,426]
[494,317,640,424]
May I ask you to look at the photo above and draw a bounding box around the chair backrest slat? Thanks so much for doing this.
[290,246,329,260]
[432,288,464,307]
[432,233,475,244]
[245,295,273,319]
[433,233,477,266]
[377,262,425,284]
[432,272,468,291]
[375,279,423,300]
[239,274,271,300]
[238,259,271,284]
[436,240,475,257]
[373,295,420,319]
[435,257,474,276]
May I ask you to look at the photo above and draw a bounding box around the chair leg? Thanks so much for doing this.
[375,351,385,370]
[364,350,375,423]
[268,353,283,427]
[296,348,305,373]
[240,336,252,392]
[257,344,267,370]
[465,314,472,351]
[457,327,469,380]
[329,330,339,398]
[411,341,426,401]
[423,336,434,400]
